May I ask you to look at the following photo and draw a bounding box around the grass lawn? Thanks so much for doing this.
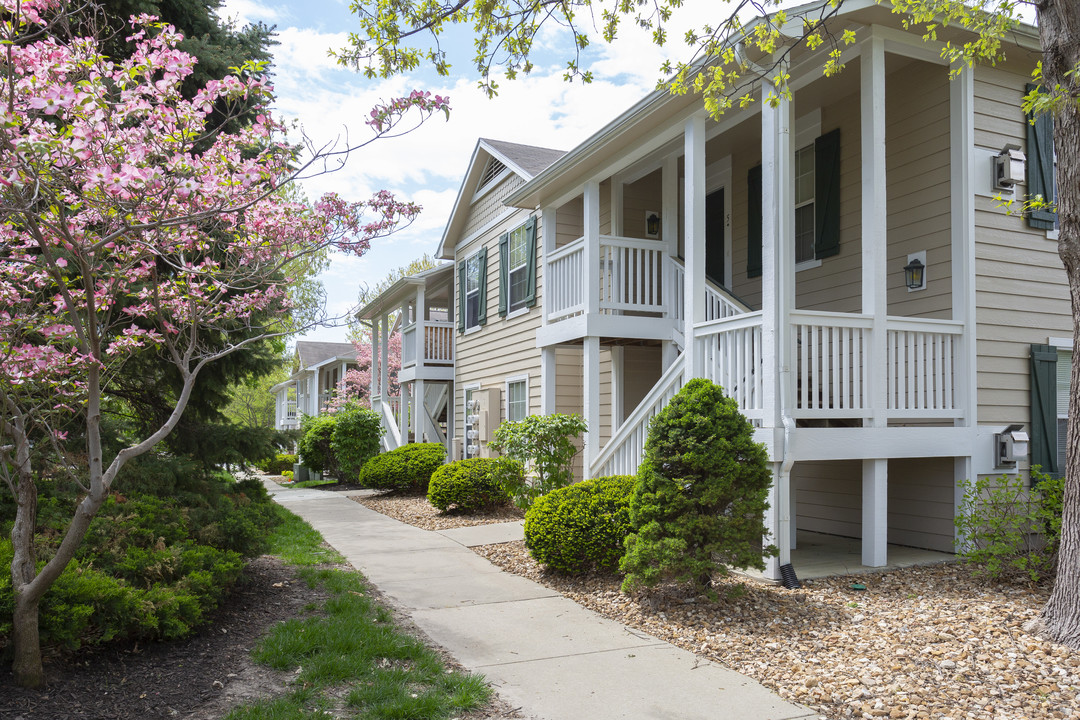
[284,477,338,489]
[224,507,492,720]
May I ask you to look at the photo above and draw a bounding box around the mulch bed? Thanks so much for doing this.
[353,492,524,531]
[0,557,314,720]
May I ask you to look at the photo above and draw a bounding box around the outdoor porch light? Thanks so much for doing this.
[904,256,925,290]
[645,211,660,238]
[993,143,1026,192]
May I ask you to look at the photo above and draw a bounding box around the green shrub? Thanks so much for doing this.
[331,402,384,480]
[955,468,1064,582]
[358,443,446,491]
[258,453,298,475]
[620,378,775,594]
[298,414,338,477]
[427,458,519,512]
[524,475,634,573]
[282,469,293,479]
[490,413,587,508]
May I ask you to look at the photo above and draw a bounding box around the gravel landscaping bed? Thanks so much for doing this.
[352,492,524,530]
[474,540,1079,720]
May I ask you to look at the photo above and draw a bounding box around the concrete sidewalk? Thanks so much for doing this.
[267,481,818,720]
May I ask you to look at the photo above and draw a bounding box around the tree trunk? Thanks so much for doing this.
[1035,0,1080,648]
[10,593,44,689]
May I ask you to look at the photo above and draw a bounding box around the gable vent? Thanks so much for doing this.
[477,157,507,193]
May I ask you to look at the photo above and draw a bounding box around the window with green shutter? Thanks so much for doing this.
[1031,343,1060,476]
[1025,84,1057,231]
[462,248,487,330]
[498,216,537,316]
[746,128,840,278]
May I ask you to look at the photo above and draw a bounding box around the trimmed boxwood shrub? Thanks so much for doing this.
[523,475,635,573]
[258,453,298,475]
[358,443,446,491]
[331,402,384,480]
[620,378,774,593]
[427,458,519,512]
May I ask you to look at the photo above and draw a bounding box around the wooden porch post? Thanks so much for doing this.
[684,113,707,378]
[414,284,427,443]
[379,311,389,411]
[950,60,978,550]
[583,337,601,479]
[370,317,380,406]
[541,206,556,327]
[541,347,557,415]
[860,32,889,567]
[662,154,680,365]
[761,63,795,580]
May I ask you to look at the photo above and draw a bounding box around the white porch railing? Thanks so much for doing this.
[590,354,688,478]
[373,394,402,450]
[669,258,750,323]
[790,310,871,418]
[424,322,455,364]
[547,239,585,321]
[886,317,962,417]
[697,311,765,421]
[402,321,455,368]
[599,235,666,314]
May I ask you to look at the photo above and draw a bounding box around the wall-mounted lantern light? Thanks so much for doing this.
[645,211,660,238]
[904,252,926,291]
[993,143,1026,192]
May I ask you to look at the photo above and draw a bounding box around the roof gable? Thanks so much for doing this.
[295,341,356,370]
[437,138,565,259]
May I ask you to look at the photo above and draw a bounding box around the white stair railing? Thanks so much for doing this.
[376,396,402,450]
[590,354,688,478]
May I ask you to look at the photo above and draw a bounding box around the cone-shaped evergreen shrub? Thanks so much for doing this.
[619,378,775,593]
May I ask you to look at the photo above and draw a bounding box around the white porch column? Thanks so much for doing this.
[662,154,680,363]
[413,378,425,442]
[611,346,624,431]
[584,181,601,316]
[370,317,380,405]
[416,283,427,367]
[400,381,410,443]
[541,347,557,415]
[583,337,601,478]
[683,113,707,377]
[541,206,556,326]
[379,312,389,407]
[950,62,977,550]
[862,459,888,566]
[860,32,889,567]
[760,66,795,581]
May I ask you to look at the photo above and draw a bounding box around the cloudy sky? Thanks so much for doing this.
[221,0,716,344]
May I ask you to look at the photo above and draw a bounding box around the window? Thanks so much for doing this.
[794,144,816,264]
[458,248,487,332]
[746,128,840,278]
[506,376,528,422]
[499,216,537,316]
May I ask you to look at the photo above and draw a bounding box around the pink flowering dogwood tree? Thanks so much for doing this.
[0,1,448,687]
[325,331,403,412]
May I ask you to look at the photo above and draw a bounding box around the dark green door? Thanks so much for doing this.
[705,188,725,287]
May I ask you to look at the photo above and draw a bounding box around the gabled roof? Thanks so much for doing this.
[355,262,454,320]
[437,138,565,259]
[296,341,356,370]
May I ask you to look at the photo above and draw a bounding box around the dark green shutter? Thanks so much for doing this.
[814,128,842,259]
[477,246,488,325]
[525,215,537,308]
[457,260,466,333]
[747,164,762,279]
[1031,343,1058,475]
[1026,83,1057,230]
[498,232,509,317]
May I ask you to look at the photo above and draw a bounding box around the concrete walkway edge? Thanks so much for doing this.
[267,481,819,720]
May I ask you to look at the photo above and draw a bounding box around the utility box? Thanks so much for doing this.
[463,388,501,458]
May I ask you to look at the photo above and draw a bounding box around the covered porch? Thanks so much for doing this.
[515,21,978,581]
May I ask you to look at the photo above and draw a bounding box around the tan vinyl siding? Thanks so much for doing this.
[622,346,663,423]
[887,458,955,552]
[794,461,862,538]
[884,61,952,319]
[973,64,1071,431]
[554,346,613,480]
[622,170,663,240]
[794,458,955,552]
[556,197,583,248]
[463,173,525,240]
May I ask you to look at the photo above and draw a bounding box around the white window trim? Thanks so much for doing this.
[505,375,530,422]
[506,306,529,320]
[464,250,483,331]
[506,221,530,313]
[795,258,823,273]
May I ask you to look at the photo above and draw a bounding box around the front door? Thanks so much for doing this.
[705,188,725,287]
